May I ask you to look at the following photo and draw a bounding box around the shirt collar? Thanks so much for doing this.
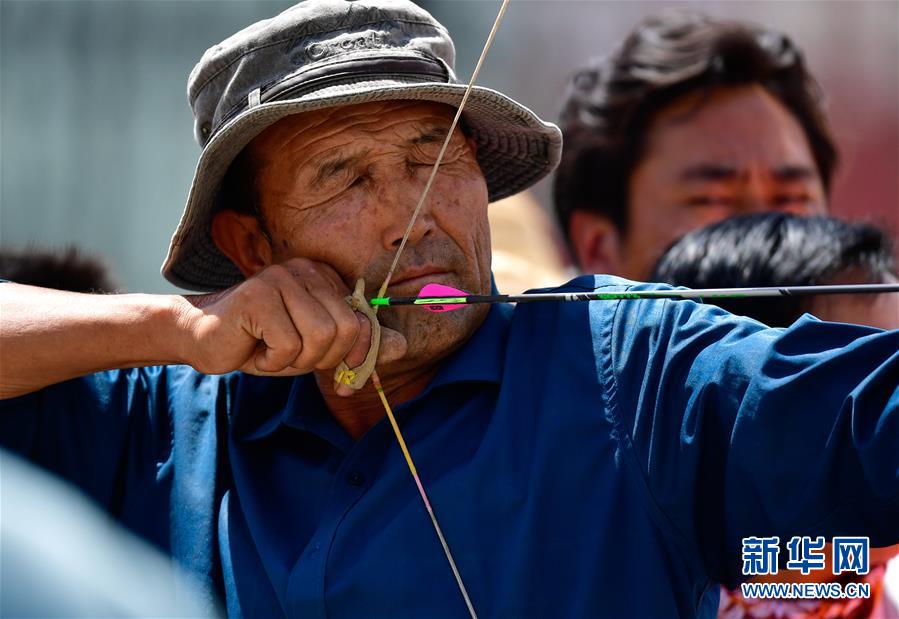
[232,301,511,443]
[414,301,509,395]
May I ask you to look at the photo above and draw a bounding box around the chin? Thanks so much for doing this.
[383,304,488,369]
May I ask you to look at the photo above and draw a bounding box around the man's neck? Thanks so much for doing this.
[314,366,437,440]
[315,301,491,440]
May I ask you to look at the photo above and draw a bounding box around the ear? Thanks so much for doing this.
[210,210,273,279]
[567,210,622,275]
[466,136,478,158]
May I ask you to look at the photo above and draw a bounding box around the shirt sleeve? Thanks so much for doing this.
[593,279,899,585]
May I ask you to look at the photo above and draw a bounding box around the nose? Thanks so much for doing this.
[737,192,768,214]
[378,175,436,250]
[736,171,769,214]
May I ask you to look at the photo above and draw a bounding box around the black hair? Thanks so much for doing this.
[650,213,896,327]
[0,247,118,293]
[554,10,837,253]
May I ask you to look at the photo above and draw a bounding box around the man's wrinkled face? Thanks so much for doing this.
[247,100,492,368]
[622,84,827,278]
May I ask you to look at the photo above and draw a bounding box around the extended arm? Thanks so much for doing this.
[0,260,403,399]
[595,279,899,584]
[0,283,187,398]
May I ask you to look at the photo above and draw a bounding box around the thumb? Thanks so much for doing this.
[343,312,372,370]
[377,326,408,365]
[333,314,408,397]
[339,313,407,368]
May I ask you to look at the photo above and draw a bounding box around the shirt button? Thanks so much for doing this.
[346,471,366,486]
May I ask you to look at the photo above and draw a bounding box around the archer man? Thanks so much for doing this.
[1,2,896,618]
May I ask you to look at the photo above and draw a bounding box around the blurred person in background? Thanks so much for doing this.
[651,213,899,618]
[554,11,836,279]
[1,450,212,618]
[0,246,119,293]
[651,214,898,331]
[0,247,214,616]
[488,191,571,294]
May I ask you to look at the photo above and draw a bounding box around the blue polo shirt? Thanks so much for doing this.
[2,275,898,619]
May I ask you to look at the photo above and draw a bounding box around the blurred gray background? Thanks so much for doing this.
[2,0,897,293]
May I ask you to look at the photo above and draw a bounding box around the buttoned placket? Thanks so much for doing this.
[226,305,508,618]
[285,420,391,618]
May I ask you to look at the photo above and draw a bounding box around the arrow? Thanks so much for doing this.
[371,283,899,313]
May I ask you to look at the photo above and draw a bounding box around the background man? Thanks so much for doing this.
[651,214,899,331]
[554,11,836,278]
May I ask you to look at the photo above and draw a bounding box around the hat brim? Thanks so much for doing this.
[162,79,562,291]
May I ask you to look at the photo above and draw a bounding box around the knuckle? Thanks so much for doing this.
[306,262,343,291]
[251,288,279,311]
[255,356,282,373]
[269,349,299,372]
[301,272,329,293]
[264,264,293,288]
[281,257,311,269]
[306,321,337,349]
[234,279,259,302]
[265,263,289,278]
[302,325,334,364]
[334,313,361,344]
[239,276,276,304]
[279,336,303,360]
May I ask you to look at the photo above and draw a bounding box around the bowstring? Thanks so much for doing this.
[376,0,511,302]
[369,2,512,618]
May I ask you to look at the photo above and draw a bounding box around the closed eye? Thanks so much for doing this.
[407,134,467,169]
[407,160,433,169]
[330,172,367,196]
[685,195,735,207]
[771,193,811,207]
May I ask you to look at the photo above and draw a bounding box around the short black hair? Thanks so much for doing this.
[0,247,118,293]
[650,213,896,327]
[554,11,838,245]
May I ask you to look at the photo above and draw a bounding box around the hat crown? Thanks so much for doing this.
[188,0,457,147]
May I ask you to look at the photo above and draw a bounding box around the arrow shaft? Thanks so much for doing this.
[371,283,899,307]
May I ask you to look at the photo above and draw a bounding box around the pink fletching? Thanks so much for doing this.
[418,283,468,313]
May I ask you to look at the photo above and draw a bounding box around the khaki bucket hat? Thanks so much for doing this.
[162,0,562,291]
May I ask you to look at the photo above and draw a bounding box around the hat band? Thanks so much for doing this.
[211,54,452,136]
[266,54,452,101]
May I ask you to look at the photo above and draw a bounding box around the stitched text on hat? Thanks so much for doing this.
[294,31,388,63]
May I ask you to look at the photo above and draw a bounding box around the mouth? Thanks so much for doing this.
[387,268,451,294]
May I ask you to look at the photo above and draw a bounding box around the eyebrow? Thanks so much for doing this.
[408,125,451,146]
[311,149,370,185]
[771,164,817,182]
[309,125,455,185]
[679,163,739,182]
[679,163,818,183]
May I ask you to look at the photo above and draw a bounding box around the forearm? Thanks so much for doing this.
[0,283,192,398]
